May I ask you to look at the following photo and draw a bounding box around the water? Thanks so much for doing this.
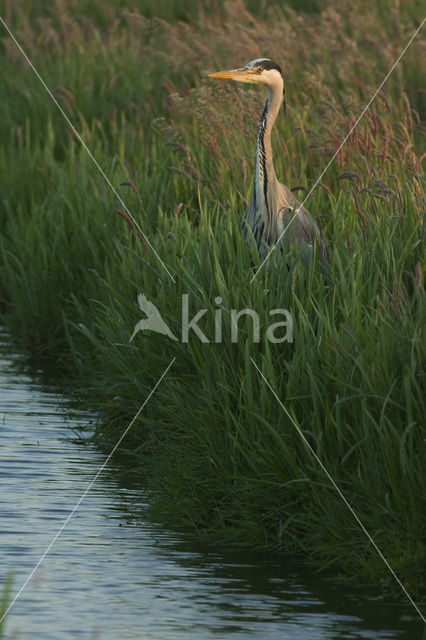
[0,334,423,639]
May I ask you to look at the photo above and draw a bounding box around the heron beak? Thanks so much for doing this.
[208,68,253,82]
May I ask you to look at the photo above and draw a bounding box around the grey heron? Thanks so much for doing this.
[208,58,328,268]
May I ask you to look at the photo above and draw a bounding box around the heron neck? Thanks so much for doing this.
[255,84,283,212]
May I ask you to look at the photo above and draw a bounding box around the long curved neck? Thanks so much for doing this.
[255,81,283,218]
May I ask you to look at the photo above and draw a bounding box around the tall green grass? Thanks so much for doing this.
[0,0,424,597]
[0,575,12,639]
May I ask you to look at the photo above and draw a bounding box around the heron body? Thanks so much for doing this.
[209,58,328,267]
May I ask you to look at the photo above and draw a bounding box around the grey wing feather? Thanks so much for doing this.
[276,184,329,266]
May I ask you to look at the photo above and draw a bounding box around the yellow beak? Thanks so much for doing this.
[208,68,254,82]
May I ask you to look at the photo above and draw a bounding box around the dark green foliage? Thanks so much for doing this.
[0,0,424,598]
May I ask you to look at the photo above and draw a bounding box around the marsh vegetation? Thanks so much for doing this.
[0,0,424,601]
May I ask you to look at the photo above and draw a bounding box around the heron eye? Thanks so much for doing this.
[256,66,264,73]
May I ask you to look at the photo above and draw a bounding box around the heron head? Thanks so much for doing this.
[208,58,282,87]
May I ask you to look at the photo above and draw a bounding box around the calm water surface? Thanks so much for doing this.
[0,334,423,639]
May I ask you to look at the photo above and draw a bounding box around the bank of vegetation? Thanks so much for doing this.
[0,0,424,601]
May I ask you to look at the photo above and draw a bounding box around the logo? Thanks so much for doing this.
[131,294,293,344]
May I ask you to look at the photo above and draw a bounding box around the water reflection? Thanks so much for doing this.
[0,333,422,639]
